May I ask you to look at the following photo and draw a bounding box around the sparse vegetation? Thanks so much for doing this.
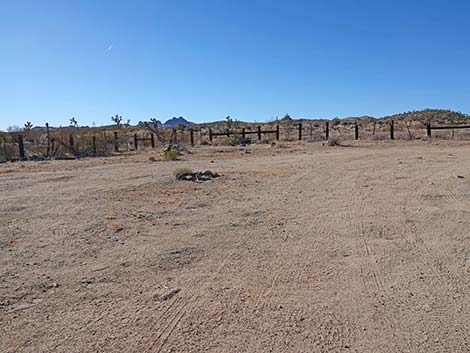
[111,114,123,128]
[4,108,470,162]
[162,149,181,161]
[174,167,193,175]
[328,136,343,146]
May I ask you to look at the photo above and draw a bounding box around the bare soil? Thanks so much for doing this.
[1,141,469,352]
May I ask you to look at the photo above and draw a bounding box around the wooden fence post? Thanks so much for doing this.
[298,123,302,141]
[1,136,5,162]
[92,136,97,156]
[373,121,376,136]
[173,129,177,143]
[242,128,246,139]
[69,134,74,148]
[190,129,194,146]
[209,128,213,142]
[257,126,261,141]
[355,122,359,140]
[114,132,119,152]
[390,120,395,140]
[325,122,329,140]
[150,133,155,148]
[276,125,280,141]
[46,123,50,157]
[18,134,25,159]
[427,123,431,137]
[134,134,138,150]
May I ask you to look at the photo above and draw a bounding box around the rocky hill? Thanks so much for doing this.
[162,117,194,127]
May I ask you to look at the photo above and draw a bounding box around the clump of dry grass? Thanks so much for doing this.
[328,136,343,146]
[174,167,193,176]
[162,150,181,161]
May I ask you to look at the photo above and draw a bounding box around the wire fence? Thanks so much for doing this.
[1,120,468,162]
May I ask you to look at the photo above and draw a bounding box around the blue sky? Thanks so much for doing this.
[1,0,470,129]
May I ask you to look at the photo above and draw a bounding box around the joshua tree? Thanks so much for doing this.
[150,118,159,129]
[225,115,233,129]
[111,114,123,128]
[24,121,33,131]
[7,125,20,132]
[70,117,78,127]
[283,114,293,140]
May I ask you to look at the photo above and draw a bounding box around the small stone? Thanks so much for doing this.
[158,288,181,302]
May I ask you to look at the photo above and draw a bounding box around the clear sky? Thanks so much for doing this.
[1,0,470,129]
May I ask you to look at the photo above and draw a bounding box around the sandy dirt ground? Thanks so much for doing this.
[1,141,469,352]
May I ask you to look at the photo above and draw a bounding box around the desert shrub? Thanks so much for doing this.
[217,136,238,146]
[174,167,193,175]
[332,118,341,126]
[371,134,388,141]
[162,150,181,161]
[328,136,343,146]
[215,135,253,146]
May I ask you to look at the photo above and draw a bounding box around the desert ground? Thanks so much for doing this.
[1,141,469,352]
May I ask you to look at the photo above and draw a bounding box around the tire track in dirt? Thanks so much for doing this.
[400,186,469,351]
[252,161,335,306]
[347,167,413,352]
[133,162,304,351]
[355,161,467,352]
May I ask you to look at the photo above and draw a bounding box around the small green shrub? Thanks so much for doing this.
[162,150,181,161]
[331,118,341,126]
[174,167,193,175]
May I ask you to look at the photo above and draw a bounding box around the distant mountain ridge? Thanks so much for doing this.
[162,117,194,127]
[7,109,470,132]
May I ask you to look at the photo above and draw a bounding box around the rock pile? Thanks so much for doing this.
[176,170,221,182]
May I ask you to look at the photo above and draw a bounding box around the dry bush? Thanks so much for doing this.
[174,167,193,175]
[217,136,241,146]
[328,136,343,146]
[162,150,181,161]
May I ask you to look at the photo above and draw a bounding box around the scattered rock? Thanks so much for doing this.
[108,225,124,234]
[176,170,221,182]
[457,175,465,179]
[158,288,181,302]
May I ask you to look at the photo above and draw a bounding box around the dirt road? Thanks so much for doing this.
[1,141,469,352]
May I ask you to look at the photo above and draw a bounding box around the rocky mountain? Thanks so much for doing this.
[162,117,194,127]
